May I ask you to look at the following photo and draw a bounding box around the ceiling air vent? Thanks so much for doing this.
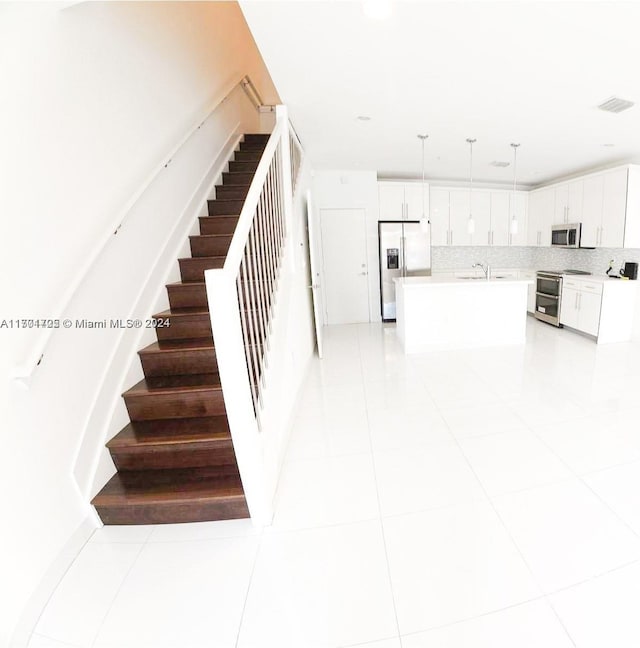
[490,161,510,168]
[597,96,635,113]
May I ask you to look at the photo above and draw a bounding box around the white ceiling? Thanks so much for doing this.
[240,0,640,187]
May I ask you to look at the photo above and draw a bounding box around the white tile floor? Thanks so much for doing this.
[29,319,640,647]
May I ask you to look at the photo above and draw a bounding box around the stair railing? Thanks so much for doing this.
[205,105,301,522]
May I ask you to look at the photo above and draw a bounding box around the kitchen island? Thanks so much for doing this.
[395,275,533,353]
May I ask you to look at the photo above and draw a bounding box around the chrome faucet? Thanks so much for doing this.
[472,262,490,279]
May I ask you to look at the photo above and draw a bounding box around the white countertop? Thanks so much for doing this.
[562,273,638,285]
[395,276,533,287]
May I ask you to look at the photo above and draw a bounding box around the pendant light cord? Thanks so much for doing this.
[511,143,520,217]
[466,138,476,219]
[417,134,428,219]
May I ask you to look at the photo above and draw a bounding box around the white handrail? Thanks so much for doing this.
[14,73,264,382]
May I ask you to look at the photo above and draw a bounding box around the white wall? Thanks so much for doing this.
[0,3,279,645]
[311,171,381,323]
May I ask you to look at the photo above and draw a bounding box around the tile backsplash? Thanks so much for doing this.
[432,246,640,275]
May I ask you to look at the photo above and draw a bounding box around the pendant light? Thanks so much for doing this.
[510,143,520,235]
[417,134,429,232]
[466,138,476,235]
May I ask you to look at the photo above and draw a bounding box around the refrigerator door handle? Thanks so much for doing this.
[400,235,406,277]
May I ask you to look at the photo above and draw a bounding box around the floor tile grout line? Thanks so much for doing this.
[87,541,146,648]
[29,631,84,648]
[446,420,579,647]
[395,593,549,642]
[521,417,640,543]
[233,527,265,648]
[25,527,101,648]
[357,327,404,648]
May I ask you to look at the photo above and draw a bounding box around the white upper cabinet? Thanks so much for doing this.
[554,183,568,224]
[553,181,583,224]
[601,168,627,247]
[379,181,428,221]
[492,191,528,246]
[509,192,529,246]
[490,192,510,246]
[430,187,527,247]
[580,174,604,248]
[404,183,429,221]
[449,190,472,246]
[566,167,627,248]
[568,180,584,224]
[528,186,554,246]
[470,191,491,247]
[429,187,450,246]
[378,182,405,220]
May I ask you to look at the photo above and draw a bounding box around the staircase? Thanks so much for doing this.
[91,134,270,525]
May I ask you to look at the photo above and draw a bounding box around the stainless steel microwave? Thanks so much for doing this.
[551,223,581,248]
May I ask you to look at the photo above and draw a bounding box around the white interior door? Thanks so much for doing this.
[305,190,324,358]
[319,208,370,325]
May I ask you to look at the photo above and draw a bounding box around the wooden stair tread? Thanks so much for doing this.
[124,373,222,396]
[178,255,225,262]
[189,234,233,240]
[107,417,230,448]
[139,338,213,354]
[154,307,209,317]
[92,468,244,506]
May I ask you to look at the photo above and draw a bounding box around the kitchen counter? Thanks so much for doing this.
[395,275,533,353]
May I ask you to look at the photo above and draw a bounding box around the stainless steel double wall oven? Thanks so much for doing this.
[534,269,591,327]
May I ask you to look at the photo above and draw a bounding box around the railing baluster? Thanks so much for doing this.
[213,121,304,424]
[264,157,277,306]
[238,253,261,417]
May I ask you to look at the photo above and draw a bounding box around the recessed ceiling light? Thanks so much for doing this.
[597,97,635,113]
[490,161,510,168]
[356,115,372,121]
[362,0,393,20]
[602,143,616,147]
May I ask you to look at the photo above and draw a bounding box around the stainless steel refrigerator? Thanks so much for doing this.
[378,221,431,321]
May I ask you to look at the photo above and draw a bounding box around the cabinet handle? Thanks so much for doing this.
[575,292,579,310]
[600,226,603,246]
[488,231,491,245]
[450,230,454,245]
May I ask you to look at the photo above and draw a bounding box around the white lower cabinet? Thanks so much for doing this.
[560,278,603,336]
[518,271,536,313]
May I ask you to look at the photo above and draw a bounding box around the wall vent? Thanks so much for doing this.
[490,161,510,168]
[597,96,635,113]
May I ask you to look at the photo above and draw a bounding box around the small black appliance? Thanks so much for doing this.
[622,262,638,280]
